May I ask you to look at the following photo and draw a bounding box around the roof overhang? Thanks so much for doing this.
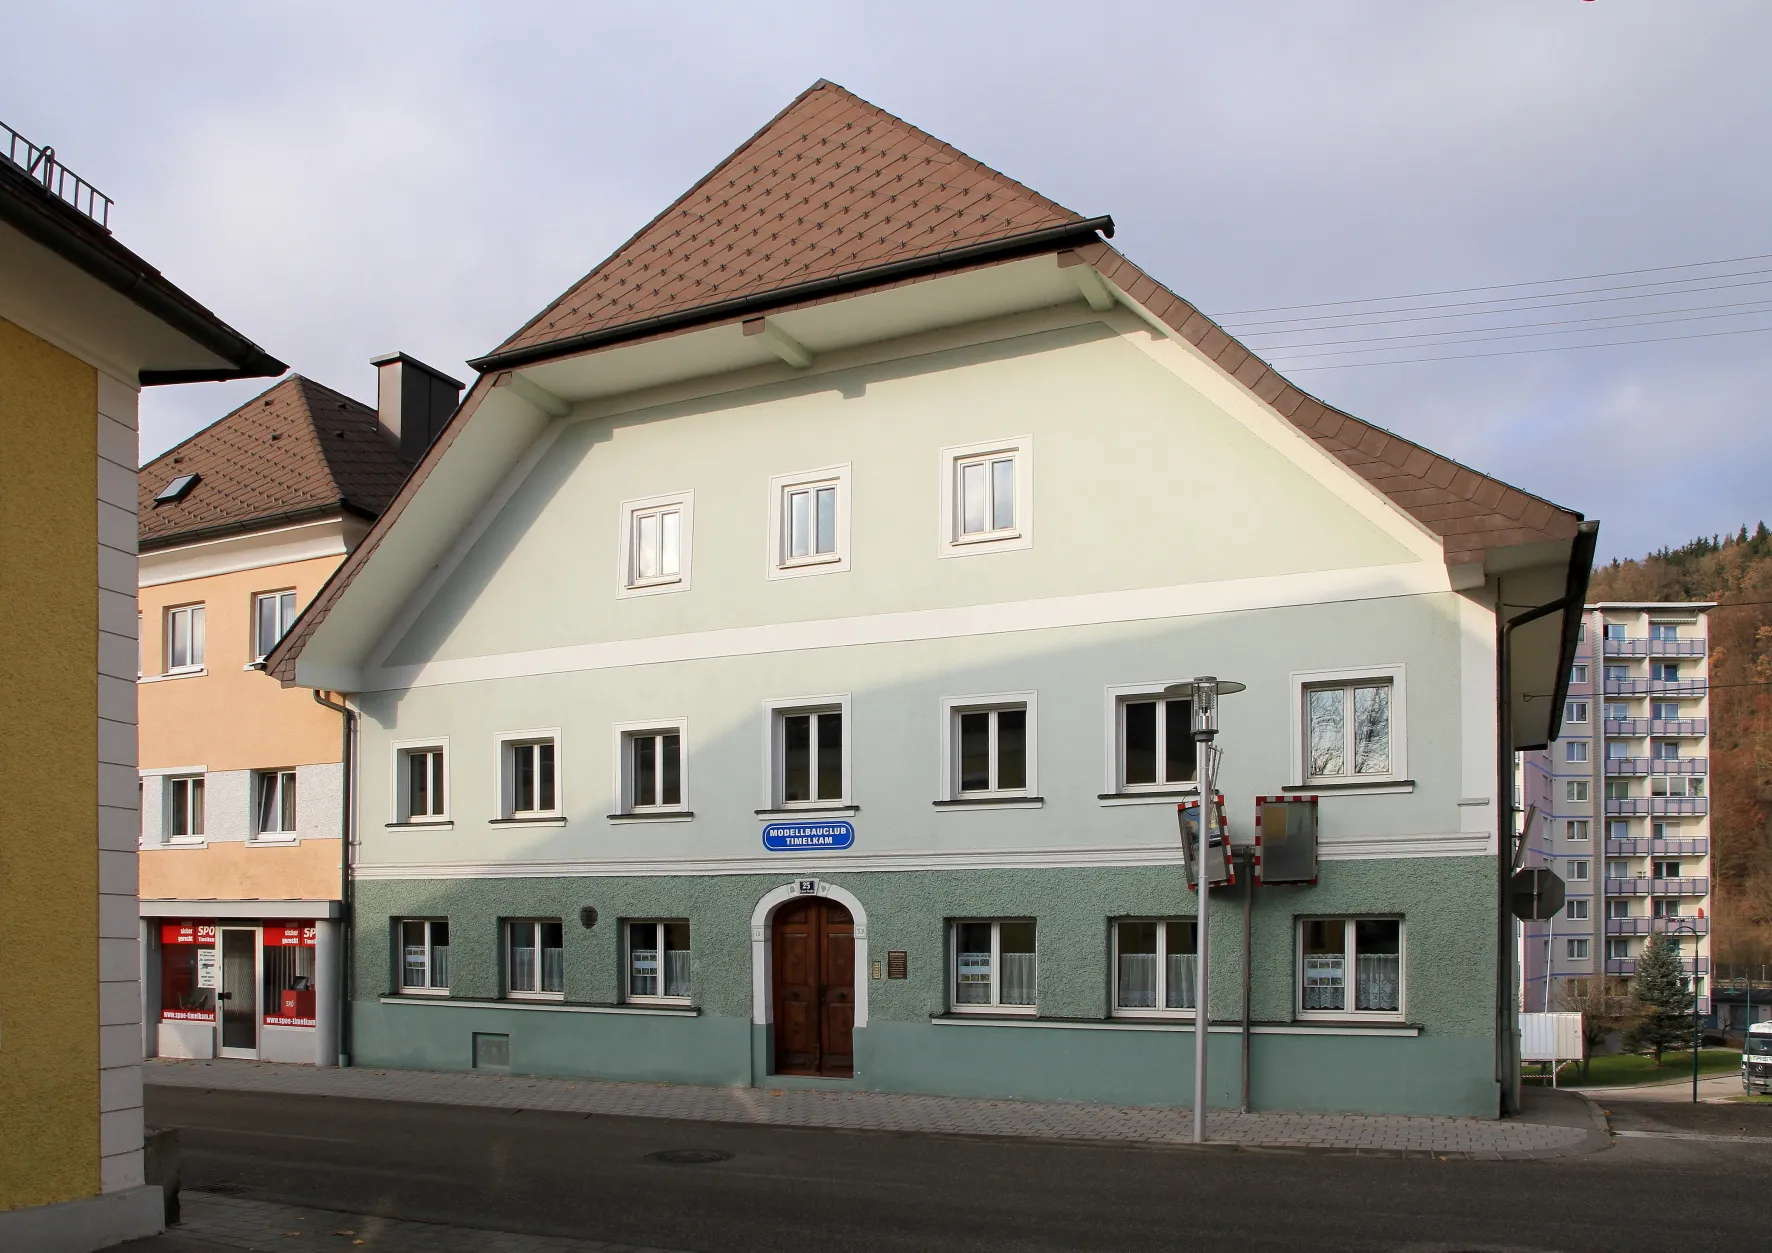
[1501,521,1600,751]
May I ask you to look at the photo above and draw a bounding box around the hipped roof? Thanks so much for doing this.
[139,375,412,551]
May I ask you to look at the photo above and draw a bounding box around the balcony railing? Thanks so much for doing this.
[1603,678,1708,697]
[2,120,112,230]
[1605,837,1709,857]
[1607,957,1709,976]
[1602,637,1706,658]
[1652,719,1707,737]
[1606,916,1710,936]
[1604,757,1707,776]
[1606,796,1707,817]
[1604,877,1710,897]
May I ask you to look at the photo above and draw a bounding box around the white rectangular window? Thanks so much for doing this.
[626,920,691,1002]
[165,603,206,671]
[1651,775,1702,797]
[1652,898,1682,918]
[1565,741,1589,763]
[617,491,693,596]
[943,694,1036,800]
[1569,859,1590,881]
[768,465,851,577]
[1606,780,1633,800]
[1565,820,1589,841]
[767,698,848,809]
[1566,780,1590,802]
[1609,820,1631,840]
[253,590,297,660]
[1651,662,1680,681]
[939,438,1032,556]
[621,726,685,812]
[951,920,1036,1013]
[1566,898,1590,920]
[1115,693,1196,792]
[1608,899,1631,919]
[1570,664,1588,684]
[1650,701,1680,720]
[254,770,296,835]
[505,919,564,998]
[1652,860,1682,879]
[1604,623,1627,641]
[1649,623,1681,641]
[396,744,447,821]
[1605,664,1630,682]
[1298,918,1402,1017]
[1306,683,1392,780]
[1566,938,1591,960]
[399,919,449,992]
[1112,919,1196,1016]
[1606,702,1630,720]
[1606,859,1632,878]
[167,775,205,840]
[1607,938,1631,960]
[1564,701,1588,724]
[501,735,560,817]
[1606,741,1629,760]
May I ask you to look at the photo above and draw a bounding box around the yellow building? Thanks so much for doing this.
[137,359,456,1066]
[0,125,281,1249]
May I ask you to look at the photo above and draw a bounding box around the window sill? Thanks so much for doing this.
[386,820,455,831]
[489,816,568,827]
[392,987,451,998]
[755,806,858,818]
[1097,789,1198,807]
[378,995,700,1017]
[607,810,694,824]
[933,796,1044,810]
[141,668,207,684]
[248,836,300,847]
[155,839,209,850]
[506,992,566,1003]
[939,1007,1039,1020]
[1293,1015,1410,1029]
[1284,779,1416,796]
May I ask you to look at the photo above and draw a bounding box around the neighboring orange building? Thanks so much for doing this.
[138,359,458,1064]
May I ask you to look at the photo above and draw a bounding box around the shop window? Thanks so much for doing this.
[1112,919,1196,1015]
[506,919,565,999]
[254,770,297,836]
[1298,918,1403,1017]
[262,923,316,1027]
[626,920,691,1002]
[159,921,216,1022]
[167,775,205,840]
[399,919,449,993]
[950,920,1036,1014]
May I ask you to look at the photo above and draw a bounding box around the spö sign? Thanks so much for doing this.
[762,820,855,852]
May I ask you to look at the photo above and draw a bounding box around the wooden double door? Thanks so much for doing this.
[771,898,854,1077]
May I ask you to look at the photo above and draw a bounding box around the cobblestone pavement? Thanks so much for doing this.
[147,1057,1596,1158]
[124,1191,693,1253]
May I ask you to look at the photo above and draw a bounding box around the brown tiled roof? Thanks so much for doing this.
[495,79,1084,358]
[1063,243,1583,566]
[139,375,412,550]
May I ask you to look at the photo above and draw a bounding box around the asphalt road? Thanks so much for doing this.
[140,1086,1772,1253]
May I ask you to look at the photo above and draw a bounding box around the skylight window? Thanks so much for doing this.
[154,473,199,505]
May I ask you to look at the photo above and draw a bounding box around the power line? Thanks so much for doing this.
[1273,322,1772,372]
[1215,251,1772,318]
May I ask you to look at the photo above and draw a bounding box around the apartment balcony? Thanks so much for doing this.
[1604,757,1707,777]
[1603,678,1708,697]
[1605,837,1709,857]
[1604,877,1710,897]
[1606,916,1710,937]
[1602,637,1706,658]
[1651,719,1707,737]
[1606,796,1707,817]
[1607,957,1709,976]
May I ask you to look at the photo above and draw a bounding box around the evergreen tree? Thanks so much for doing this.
[1623,933,1696,1064]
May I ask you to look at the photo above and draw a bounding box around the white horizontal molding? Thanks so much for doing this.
[370,561,1451,691]
[376,996,698,1017]
[139,899,341,918]
[139,516,360,588]
[1318,830,1492,860]
[931,1017,1422,1038]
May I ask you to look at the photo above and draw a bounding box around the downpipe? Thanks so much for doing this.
[313,689,358,1067]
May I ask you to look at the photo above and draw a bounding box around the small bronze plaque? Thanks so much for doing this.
[887,950,908,979]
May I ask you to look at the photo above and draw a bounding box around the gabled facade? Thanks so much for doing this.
[137,362,458,1068]
[270,82,1594,1117]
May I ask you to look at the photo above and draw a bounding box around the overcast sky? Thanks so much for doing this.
[12,2,1769,561]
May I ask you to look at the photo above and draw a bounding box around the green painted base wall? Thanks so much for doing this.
[349,857,1501,1117]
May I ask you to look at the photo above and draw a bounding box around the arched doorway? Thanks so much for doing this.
[771,896,854,1077]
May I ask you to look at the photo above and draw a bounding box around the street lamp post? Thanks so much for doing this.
[1165,676,1243,1145]
[1668,915,1704,1104]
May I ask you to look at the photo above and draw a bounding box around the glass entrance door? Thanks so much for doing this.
[218,927,259,1057]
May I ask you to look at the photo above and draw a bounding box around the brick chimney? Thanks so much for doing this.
[371,352,466,463]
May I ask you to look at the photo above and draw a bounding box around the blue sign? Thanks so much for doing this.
[762,820,855,852]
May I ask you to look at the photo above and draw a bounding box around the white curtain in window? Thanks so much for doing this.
[1166,952,1197,1010]
[1356,953,1401,1011]
[664,948,692,998]
[1118,953,1157,1008]
[999,952,1037,1006]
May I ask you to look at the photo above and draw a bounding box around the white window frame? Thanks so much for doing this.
[398,918,449,994]
[624,919,693,1005]
[252,589,298,661]
[767,464,851,579]
[1565,700,1588,724]
[252,769,297,838]
[1569,859,1590,881]
[938,436,1033,557]
[1289,665,1408,788]
[1565,741,1589,763]
[164,602,206,673]
[1295,917,1405,1021]
[1100,681,1201,802]
[613,719,690,817]
[496,728,563,820]
[1110,918,1198,1019]
[1566,780,1590,803]
[165,774,206,842]
[1566,938,1591,960]
[504,918,565,1001]
[949,919,1038,1016]
[939,691,1038,803]
[761,694,852,812]
[1606,938,1631,961]
[1570,664,1589,684]
[1566,898,1591,921]
[392,738,449,824]
[1565,819,1590,842]
[615,490,694,598]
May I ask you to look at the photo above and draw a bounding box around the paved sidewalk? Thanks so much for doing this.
[1570,1072,1743,1103]
[147,1057,1598,1158]
[120,1191,691,1253]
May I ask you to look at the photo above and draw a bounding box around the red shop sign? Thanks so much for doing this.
[161,922,217,946]
[263,922,317,947]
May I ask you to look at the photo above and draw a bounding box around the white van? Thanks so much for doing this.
[1746,1021,1772,1095]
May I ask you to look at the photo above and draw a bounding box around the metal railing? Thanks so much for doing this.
[1605,796,1707,817]
[1601,638,1706,658]
[2,120,112,230]
[1607,957,1709,976]
[1603,678,1707,697]
[1605,837,1709,857]
[1604,757,1707,776]
[1606,916,1710,936]
[1604,876,1710,897]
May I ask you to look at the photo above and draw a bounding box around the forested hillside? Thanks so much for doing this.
[1588,525,1772,961]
